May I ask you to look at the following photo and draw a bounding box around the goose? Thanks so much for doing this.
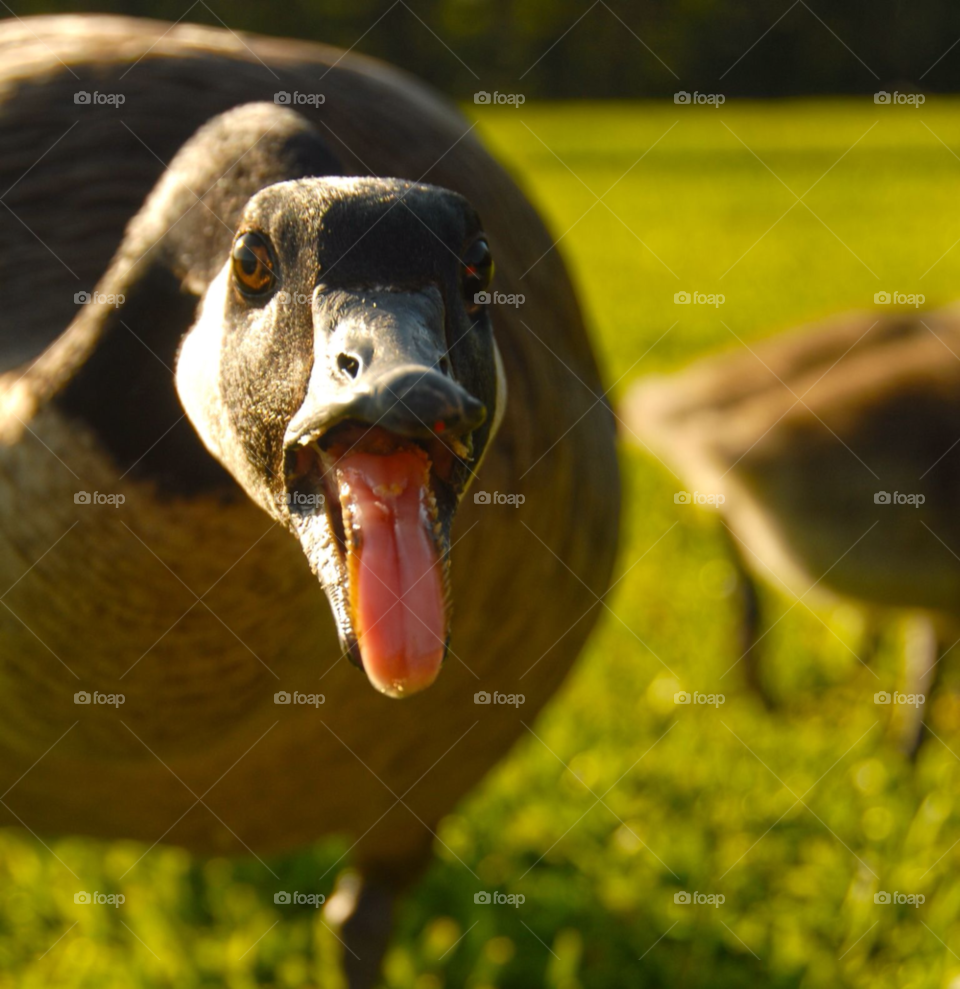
[623,307,960,751]
[0,16,619,987]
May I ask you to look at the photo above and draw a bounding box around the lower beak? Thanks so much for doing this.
[283,366,484,698]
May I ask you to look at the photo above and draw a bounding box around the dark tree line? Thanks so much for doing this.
[8,0,958,97]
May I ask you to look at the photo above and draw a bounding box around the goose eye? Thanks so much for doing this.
[232,231,277,297]
[461,238,494,313]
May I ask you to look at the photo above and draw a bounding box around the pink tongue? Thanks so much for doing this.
[337,450,446,697]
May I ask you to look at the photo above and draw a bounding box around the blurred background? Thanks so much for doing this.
[7,0,960,97]
[4,2,960,988]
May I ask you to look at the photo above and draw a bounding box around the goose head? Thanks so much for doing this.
[174,174,505,697]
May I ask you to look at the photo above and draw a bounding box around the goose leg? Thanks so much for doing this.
[898,615,942,759]
[722,530,772,707]
[858,616,883,669]
[324,870,396,989]
[738,572,770,702]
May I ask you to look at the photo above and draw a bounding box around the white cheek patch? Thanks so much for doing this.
[465,337,507,486]
[175,267,231,461]
[175,268,276,515]
[490,337,508,442]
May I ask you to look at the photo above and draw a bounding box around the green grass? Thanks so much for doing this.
[6,98,960,987]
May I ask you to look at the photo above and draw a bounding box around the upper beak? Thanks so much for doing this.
[286,362,486,448]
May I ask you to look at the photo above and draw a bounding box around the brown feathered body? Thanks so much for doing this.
[0,15,619,881]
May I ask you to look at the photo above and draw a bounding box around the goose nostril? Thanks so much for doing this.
[337,353,361,378]
[438,356,452,375]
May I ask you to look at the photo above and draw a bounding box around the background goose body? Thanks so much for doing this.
[0,12,619,903]
[625,307,960,739]
[627,308,960,608]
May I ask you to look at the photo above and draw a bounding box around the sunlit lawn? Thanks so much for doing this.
[5,98,960,988]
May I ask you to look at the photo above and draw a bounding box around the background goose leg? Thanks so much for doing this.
[899,615,942,760]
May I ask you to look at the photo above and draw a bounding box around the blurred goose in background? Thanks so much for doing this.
[623,306,960,753]
[0,16,619,987]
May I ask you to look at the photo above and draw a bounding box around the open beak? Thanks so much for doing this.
[282,290,486,697]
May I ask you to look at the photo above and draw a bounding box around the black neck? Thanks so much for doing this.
[52,103,342,498]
